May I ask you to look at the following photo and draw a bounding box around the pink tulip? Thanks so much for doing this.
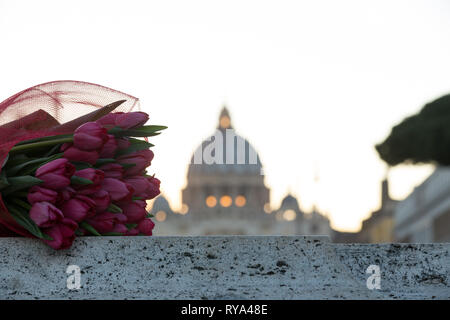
[96,112,121,128]
[42,218,78,250]
[73,168,104,185]
[99,134,118,158]
[72,168,104,194]
[117,149,154,176]
[114,213,128,223]
[56,187,76,205]
[125,228,139,236]
[122,176,149,198]
[120,201,147,223]
[90,190,111,212]
[147,176,161,199]
[116,138,131,150]
[112,223,128,234]
[98,163,124,179]
[115,112,149,129]
[97,112,149,130]
[101,178,134,202]
[73,122,108,151]
[30,202,64,228]
[27,186,58,204]
[36,158,75,190]
[123,175,160,200]
[86,212,118,234]
[138,218,155,236]
[61,195,96,222]
[63,146,99,165]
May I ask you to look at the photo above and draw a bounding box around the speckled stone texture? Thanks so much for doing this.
[0,236,448,299]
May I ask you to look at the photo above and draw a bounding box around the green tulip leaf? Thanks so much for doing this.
[79,221,101,236]
[107,203,123,213]
[6,204,52,240]
[1,176,43,196]
[14,134,72,146]
[109,125,167,138]
[115,138,154,157]
[70,176,93,186]
[70,161,92,171]
[95,158,116,167]
[8,153,63,176]
[0,170,9,190]
[102,232,123,236]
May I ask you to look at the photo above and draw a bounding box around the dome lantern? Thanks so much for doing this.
[218,106,232,129]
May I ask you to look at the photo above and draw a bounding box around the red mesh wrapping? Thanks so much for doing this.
[0,80,140,236]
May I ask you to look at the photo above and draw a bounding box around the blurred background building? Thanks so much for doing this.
[152,107,333,238]
[358,178,398,243]
[394,167,450,243]
[341,168,450,243]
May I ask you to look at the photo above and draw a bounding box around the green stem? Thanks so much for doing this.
[10,198,32,210]
[79,221,101,236]
[15,191,29,198]
[9,137,73,155]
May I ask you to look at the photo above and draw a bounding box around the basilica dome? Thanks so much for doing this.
[182,107,270,220]
[187,107,263,177]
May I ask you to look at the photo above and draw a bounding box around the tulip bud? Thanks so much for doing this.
[56,187,76,205]
[123,175,160,200]
[112,223,128,234]
[86,212,117,234]
[73,122,108,151]
[115,112,149,129]
[42,218,78,250]
[146,176,161,200]
[90,190,111,212]
[61,195,96,222]
[97,111,149,130]
[99,163,124,179]
[27,186,58,204]
[72,168,104,194]
[30,202,64,228]
[73,168,104,185]
[117,149,154,176]
[114,213,128,223]
[36,158,75,190]
[125,228,139,236]
[116,138,131,150]
[102,178,134,202]
[63,146,99,165]
[99,134,118,158]
[138,218,155,236]
[120,201,147,223]
[96,112,122,128]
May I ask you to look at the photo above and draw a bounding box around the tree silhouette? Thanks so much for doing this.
[376,94,450,166]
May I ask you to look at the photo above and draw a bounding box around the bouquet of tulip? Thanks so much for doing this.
[0,81,166,249]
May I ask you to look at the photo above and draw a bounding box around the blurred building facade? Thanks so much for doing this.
[394,167,450,243]
[358,178,398,243]
[152,107,332,237]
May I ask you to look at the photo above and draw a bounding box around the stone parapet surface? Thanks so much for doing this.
[0,236,448,299]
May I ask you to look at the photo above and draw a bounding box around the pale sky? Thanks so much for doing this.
[1,0,449,231]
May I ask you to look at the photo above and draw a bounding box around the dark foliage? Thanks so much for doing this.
[376,94,450,166]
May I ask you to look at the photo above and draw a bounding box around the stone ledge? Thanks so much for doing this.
[0,236,448,300]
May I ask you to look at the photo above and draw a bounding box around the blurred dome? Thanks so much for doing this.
[182,106,270,219]
[188,106,263,177]
[150,195,174,215]
[279,194,301,212]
